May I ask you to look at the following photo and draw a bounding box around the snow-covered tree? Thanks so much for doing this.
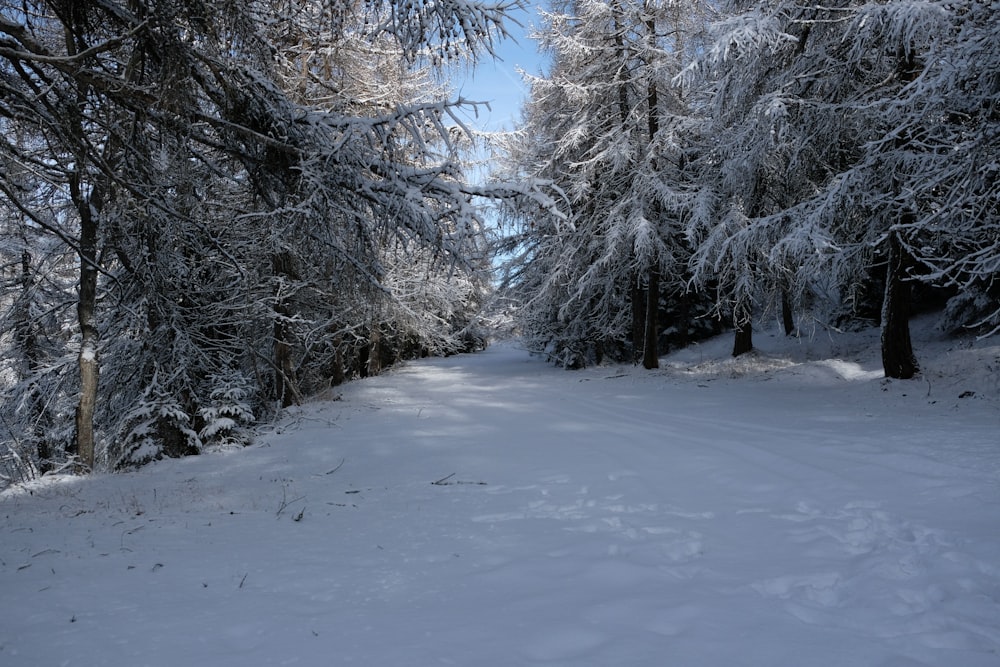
[865,0,1000,338]
[0,0,518,477]
[497,0,713,367]
[679,0,986,375]
[680,0,870,355]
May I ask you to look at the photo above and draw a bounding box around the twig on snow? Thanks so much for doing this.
[431,473,456,485]
[431,473,487,486]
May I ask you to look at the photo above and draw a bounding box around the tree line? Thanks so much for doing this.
[495,0,998,372]
[0,0,528,480]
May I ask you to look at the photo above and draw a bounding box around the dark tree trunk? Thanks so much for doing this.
[879,50,921,380]
[366,328,383,377]
[781,289,795,336]
[272,252,299,407]
[631,279,645,364]
[640,13,662,372]
[615,5,644,366]
[732,302,753,357]
[15,250,52,472]
[675,287,691,349]
[642,267,660,369]
[881,232,918,379]
[273,318,297,407]
[643,12,663,371]
[330,335,346,387]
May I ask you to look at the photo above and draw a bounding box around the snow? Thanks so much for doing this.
[2,316,999,666]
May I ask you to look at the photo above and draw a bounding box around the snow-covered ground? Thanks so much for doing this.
[2,316,999,666]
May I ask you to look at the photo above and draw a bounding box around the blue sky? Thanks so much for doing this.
[450,4,547,132]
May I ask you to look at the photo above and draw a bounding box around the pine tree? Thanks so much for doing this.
[682,0,966,374]
[497,0,712,367]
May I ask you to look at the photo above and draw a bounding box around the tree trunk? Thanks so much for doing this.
[330,335,346,387]
[675,286,691,350]
[881,232,918,379]
[781,289,795,336]
[16,250,52,472]
[366,328,383,377]
[641,12,661,372]
[64,14,102,471]
[615,5,643,366]
[732,302,753,357]
[642,266,660,369]
[631,279,645,364]
[272,253,299,408]
[879,50,921,380]
[73,180,100,471]
[273,319,297,407]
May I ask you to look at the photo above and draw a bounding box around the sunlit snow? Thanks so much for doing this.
[2,317,998,666]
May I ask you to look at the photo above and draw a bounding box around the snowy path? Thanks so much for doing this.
[2,341,999,666]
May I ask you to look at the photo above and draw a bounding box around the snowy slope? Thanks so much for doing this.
[2,317,998,667]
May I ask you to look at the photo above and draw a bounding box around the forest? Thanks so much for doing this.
[1,0,997,481]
